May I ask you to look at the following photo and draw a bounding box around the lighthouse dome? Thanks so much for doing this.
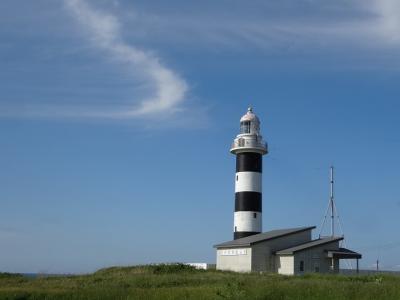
[240,107,260,123]
[239,107,260,135]
[231,107,268,154]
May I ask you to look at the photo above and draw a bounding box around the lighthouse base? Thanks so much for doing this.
[234,231,260,240]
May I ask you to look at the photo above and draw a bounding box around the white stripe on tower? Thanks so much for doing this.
[234,211,262,232]
[235,172,262,193]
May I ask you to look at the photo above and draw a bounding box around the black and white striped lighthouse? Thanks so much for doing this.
[230,107,268,240]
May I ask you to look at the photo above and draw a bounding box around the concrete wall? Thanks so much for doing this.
[293,241,340,275]
[277,256,294,275]
[216,247,252,272]
[251,229,312,272]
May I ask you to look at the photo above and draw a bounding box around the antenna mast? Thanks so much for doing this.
[318,166,344,239]
[318,166,353,269]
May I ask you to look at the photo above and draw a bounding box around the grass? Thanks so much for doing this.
[1,264,400,299]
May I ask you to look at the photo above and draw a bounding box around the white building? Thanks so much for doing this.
[214,226,361,274]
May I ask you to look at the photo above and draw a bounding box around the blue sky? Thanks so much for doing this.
[1,0,400,273]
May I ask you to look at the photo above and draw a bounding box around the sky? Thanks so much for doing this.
[1,0,400,273]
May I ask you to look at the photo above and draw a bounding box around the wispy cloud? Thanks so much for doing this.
[373,0,400,44]
[120,0,400,55]
[63,0,188,119]
[1,0,399,121]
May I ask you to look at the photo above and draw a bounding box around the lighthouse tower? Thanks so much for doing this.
[230,107,268,240]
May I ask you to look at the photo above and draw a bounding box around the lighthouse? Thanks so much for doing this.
[230,107,268,239]
[214,108,362,273]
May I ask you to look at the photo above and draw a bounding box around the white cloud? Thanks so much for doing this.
[373,0,400,44]
[2,0,399,121]
[63,0,188,118]
[118,0,400,55]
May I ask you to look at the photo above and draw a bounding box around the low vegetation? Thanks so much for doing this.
[1,264,400,299]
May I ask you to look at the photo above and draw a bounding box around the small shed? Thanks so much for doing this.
[276,237,360,275]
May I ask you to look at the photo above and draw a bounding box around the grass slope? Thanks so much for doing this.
[1,264,400,299]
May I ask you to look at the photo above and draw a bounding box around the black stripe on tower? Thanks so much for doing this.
[234,152,262,240]
[235,192,262,211]
[236,153,262,172]
[234,231,259,239]
[235,152,262,212]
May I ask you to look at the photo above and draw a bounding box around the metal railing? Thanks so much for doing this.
[231,137,268,151]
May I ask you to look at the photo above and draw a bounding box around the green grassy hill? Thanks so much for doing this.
[1,264,400,299]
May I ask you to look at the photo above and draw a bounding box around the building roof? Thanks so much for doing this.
[276,236,343,255]
[327,247,362,259]
[214,226,316,248]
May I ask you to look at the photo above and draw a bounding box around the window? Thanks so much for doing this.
[253,213,257,218]
[300,261,304,272]
[240,121,251,134]
[314,264,320,273]
[236,175,238,181]
[234,226,237,232]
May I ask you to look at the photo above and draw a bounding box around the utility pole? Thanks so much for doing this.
[330,166,335,237]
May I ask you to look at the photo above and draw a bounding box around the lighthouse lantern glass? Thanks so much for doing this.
[240,121,251,134]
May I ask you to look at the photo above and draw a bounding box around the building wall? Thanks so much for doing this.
[216,247,252,272]
[251,229,312,272]
[293,241,340,275]
[277,256,294,275]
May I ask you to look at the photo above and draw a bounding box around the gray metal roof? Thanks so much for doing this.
[276,236,343,255]
[214,226,316,248]
[327,247,362,259]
